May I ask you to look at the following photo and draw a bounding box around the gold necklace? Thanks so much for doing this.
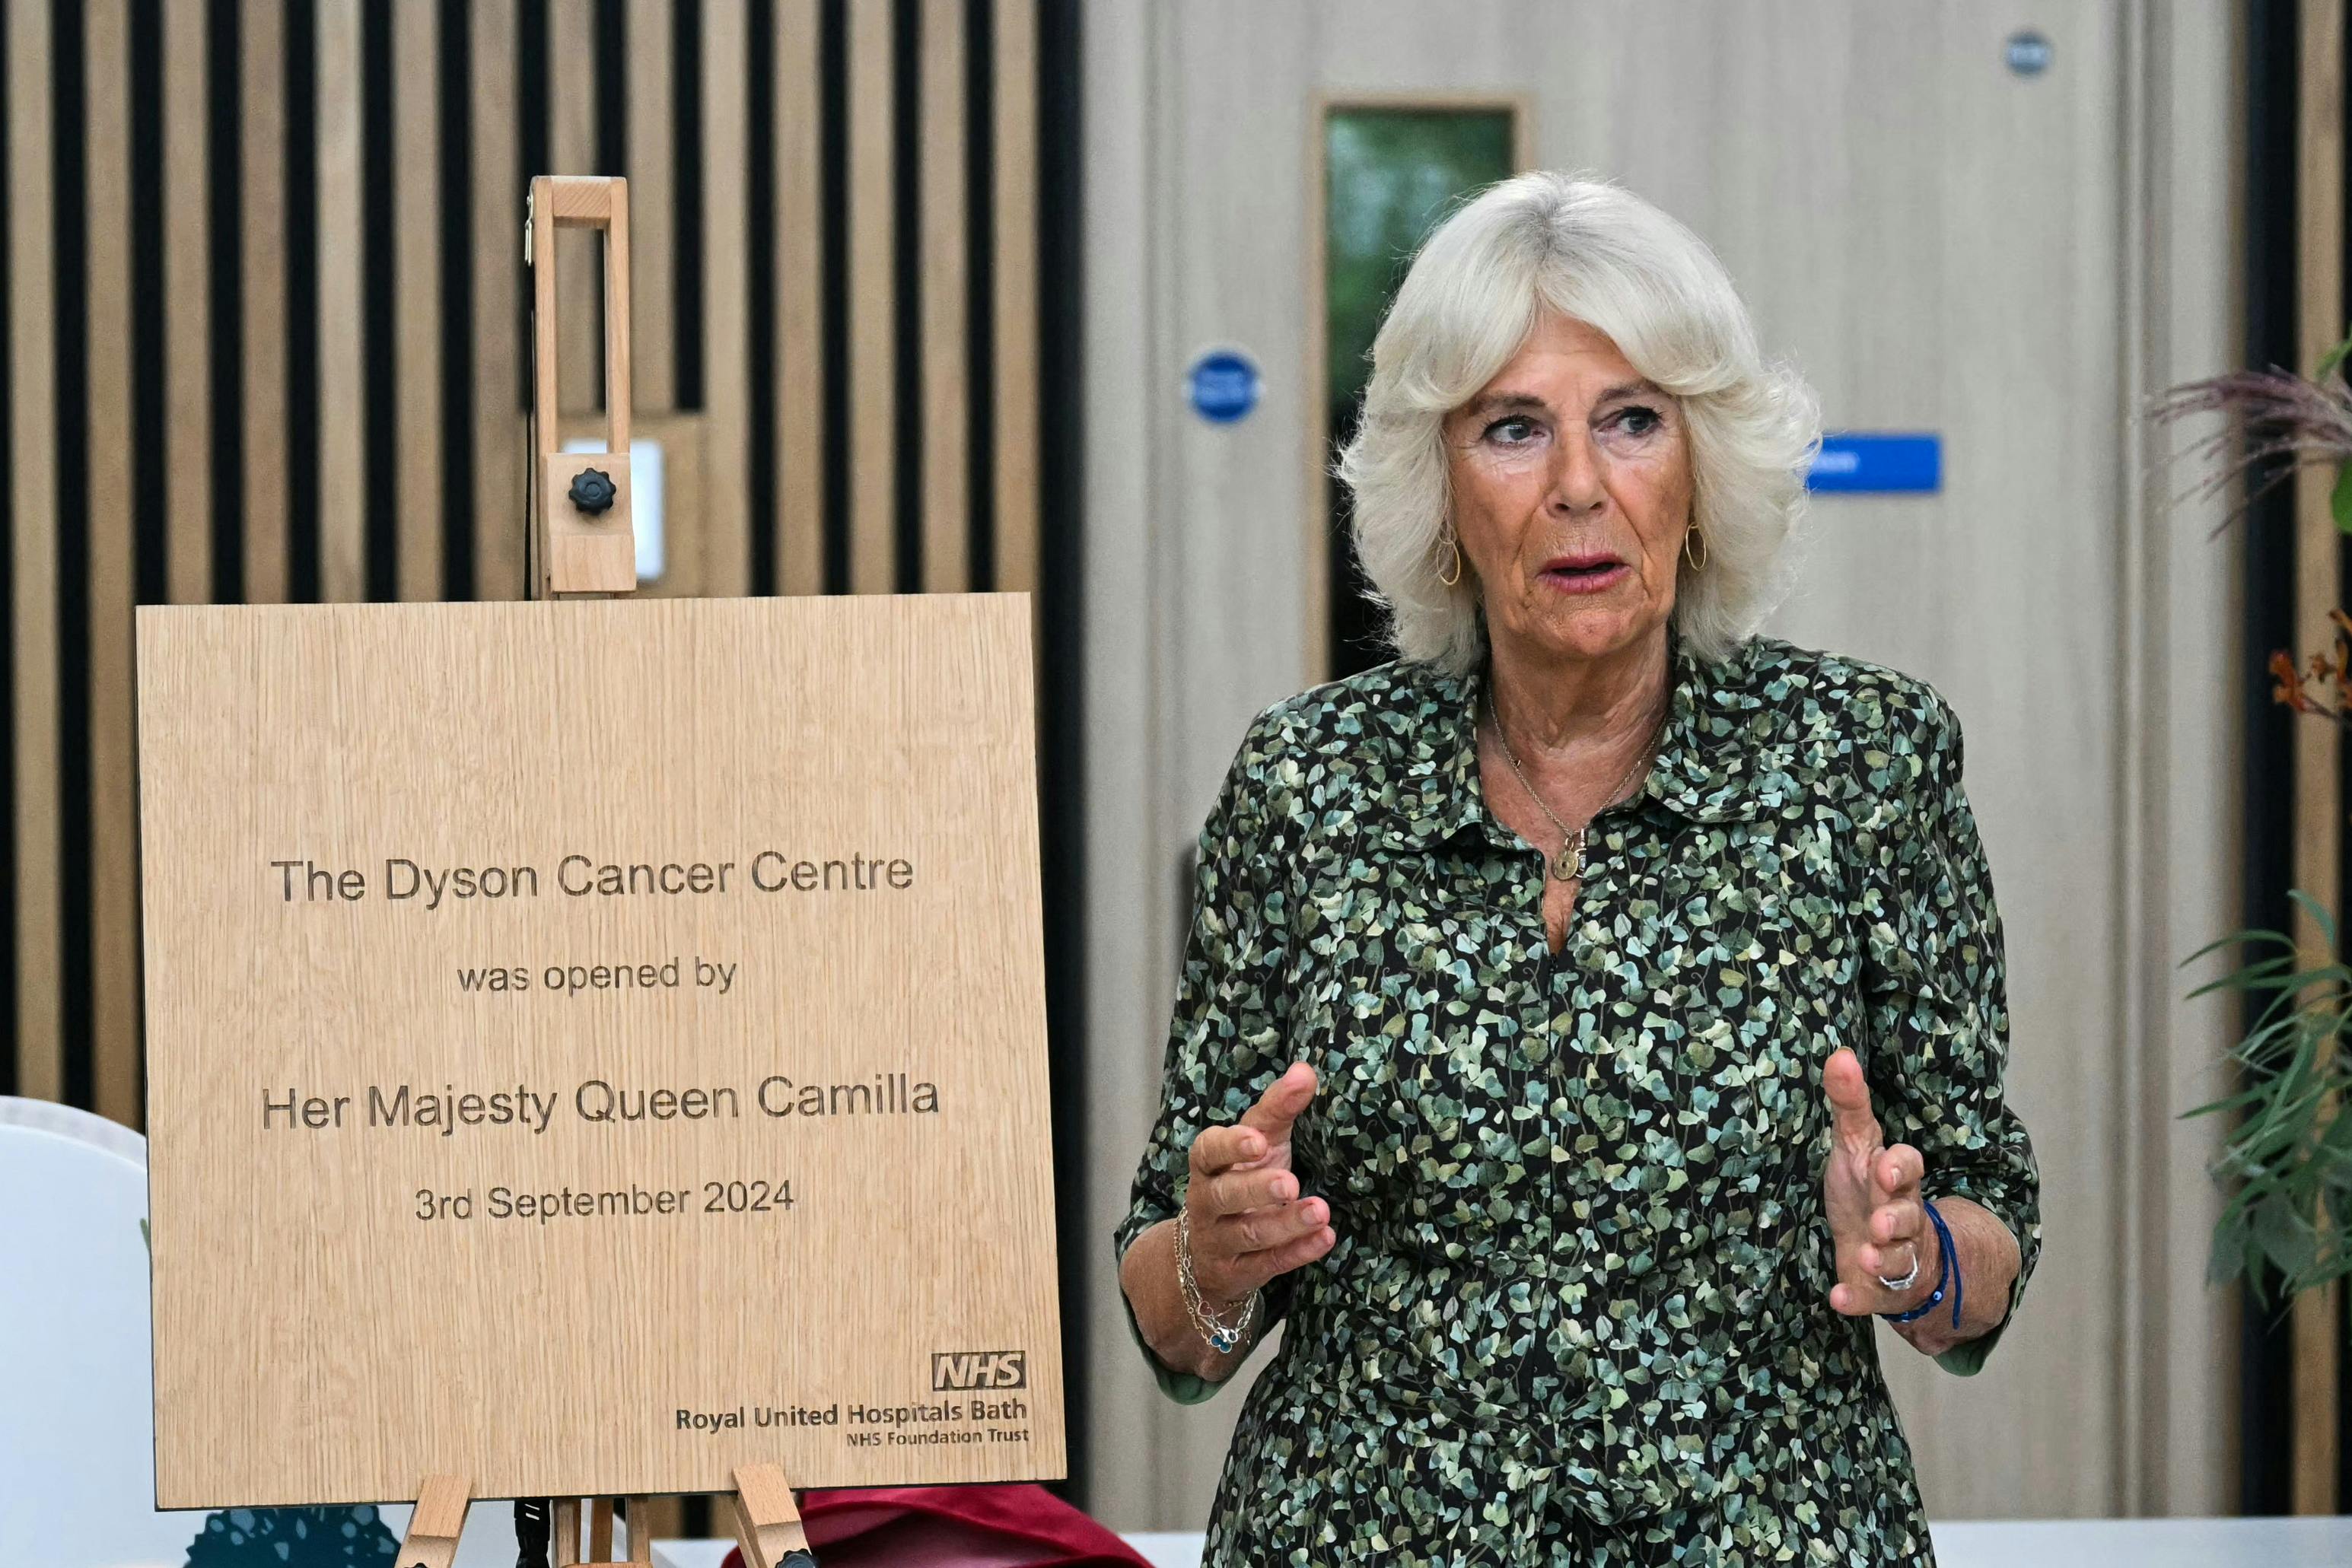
[1488,692,1666,882]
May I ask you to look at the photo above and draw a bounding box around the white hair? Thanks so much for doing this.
[1333,170,1821,673]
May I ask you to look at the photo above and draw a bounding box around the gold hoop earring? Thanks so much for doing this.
[1438,537,1464,588]
[1682,527,1708,571]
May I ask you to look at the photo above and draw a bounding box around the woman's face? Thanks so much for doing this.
[1443,313,1694,668]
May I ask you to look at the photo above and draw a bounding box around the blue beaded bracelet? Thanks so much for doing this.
[1879,1197,1962,1328]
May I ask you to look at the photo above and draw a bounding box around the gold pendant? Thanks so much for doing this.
[1551,841,1580,881]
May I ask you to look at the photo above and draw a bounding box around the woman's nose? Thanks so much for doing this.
[1545,428,1608,514]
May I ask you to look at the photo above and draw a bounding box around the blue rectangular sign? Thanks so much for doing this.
[1806,433,1940,493]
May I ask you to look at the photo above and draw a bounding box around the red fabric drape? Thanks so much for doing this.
[716,1483,1154,1568]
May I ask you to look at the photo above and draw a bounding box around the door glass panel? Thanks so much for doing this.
[1325,106,1516,679]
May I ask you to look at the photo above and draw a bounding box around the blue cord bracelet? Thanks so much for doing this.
[1879,1197,1962,1328]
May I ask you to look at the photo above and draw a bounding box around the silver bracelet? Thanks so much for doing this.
[1175,1207,1259,1353]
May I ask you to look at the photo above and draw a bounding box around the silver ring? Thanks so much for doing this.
[1875,1243,1922,1294]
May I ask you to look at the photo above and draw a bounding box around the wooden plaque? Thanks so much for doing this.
[137,595,1064,1507]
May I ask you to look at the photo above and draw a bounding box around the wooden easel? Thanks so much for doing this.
[390,173,816,1568]
[392,1465,812,1568]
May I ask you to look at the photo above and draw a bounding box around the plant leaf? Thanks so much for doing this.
[2286,888,2344,949]
[2207,1225,2248,1289]
[2257,1195,2322,1286]
[2180,924,2299,969]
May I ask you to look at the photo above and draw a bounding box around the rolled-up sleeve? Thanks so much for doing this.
[1852,689,2041,1376]
[1112,709,1301,1403]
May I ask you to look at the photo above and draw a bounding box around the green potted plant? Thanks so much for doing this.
[2158,340,2352,1299]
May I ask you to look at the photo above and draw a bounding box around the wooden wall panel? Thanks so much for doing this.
[162,0,210,606]
[775,0,823,596]
[2292,0,2346,1518]
[86,0,139,1127]
[921,0,969,593]
[314,0,364,603]
[849,0,894,593]
[240,0,288,606]
[7,0,61,1103]
[625,0,676,413]
[701,0,750,596]
[471,0,524,602]
[394,0,442,602]
[993,0,1039,594]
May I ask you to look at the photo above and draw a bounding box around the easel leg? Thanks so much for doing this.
[590,1498,616,1560]
[395,1475,472,1568]
[728,1463,816,1568]
[555,1498,581,1565]
[546,1495,657,1567]
[623,1495,657,1564]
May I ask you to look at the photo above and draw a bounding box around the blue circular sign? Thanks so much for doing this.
[1186,348,1262,425]
[2004,29,2051,76]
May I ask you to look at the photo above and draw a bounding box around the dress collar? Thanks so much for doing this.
[1388,624,1768,852]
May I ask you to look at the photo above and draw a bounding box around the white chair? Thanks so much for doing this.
[0,1097,212,1566]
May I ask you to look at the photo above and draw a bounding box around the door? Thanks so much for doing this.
[1082,0,2238,1530]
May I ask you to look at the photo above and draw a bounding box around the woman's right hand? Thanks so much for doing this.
[1180,1060,1335,1311]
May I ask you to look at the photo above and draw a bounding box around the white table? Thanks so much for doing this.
[1927,1517,2352,1565]
[46,1509,2351,1566]
[1110,1518,2352,1568]
[40,1512,2349,1568]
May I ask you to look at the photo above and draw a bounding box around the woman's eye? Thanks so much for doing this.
[1482,416,1540,445]
[1607,403,1665,437]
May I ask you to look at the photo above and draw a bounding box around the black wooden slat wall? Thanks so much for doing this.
[0,0,1046,1131]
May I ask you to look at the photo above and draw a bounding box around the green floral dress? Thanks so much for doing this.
[1113,629,2041,1566]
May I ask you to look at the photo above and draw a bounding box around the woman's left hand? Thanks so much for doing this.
[1821,1045,1935,1318]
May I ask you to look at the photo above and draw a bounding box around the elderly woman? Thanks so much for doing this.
[1113,172,2039,1566]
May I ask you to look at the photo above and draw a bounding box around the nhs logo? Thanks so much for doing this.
[932,1350,1028,1391]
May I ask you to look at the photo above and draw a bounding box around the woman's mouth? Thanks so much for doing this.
[1537,555,1629,594]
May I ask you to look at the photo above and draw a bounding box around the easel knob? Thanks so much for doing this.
[568,468,620,514]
